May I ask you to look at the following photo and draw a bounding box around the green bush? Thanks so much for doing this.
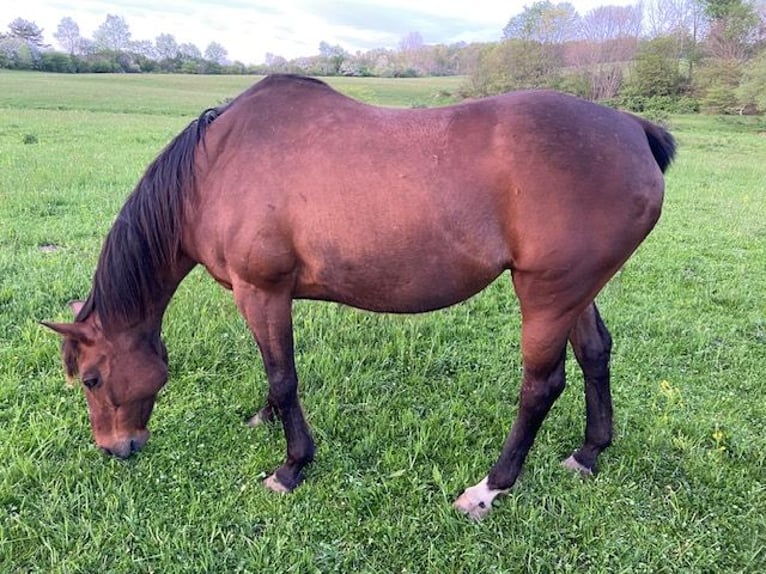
[39,52,75,73]
[619,94,700,115]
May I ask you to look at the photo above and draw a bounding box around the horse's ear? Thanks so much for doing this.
[41,321,95,345]
[68,300,85,317]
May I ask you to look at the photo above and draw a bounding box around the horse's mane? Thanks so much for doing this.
[75,75,334,330]
[76,105,223,328]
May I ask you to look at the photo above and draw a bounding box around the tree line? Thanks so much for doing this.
[469,0,766,114]
[2,1,766,114]
[1,15,235,74]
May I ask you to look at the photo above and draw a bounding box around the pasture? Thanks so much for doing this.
[1,70,764,572]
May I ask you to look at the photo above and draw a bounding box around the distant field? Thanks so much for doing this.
[1,72,764,572]
[0,70,466,115]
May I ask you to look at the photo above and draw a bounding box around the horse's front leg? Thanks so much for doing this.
[233,282,315,492]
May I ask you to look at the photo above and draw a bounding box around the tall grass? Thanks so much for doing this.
[1,72,764,573]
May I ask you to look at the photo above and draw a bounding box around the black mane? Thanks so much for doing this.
[77,106,223,328]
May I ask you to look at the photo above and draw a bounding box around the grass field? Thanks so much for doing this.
[1,71,765,572]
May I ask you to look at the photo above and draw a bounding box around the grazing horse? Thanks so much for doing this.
[44,74,675,520]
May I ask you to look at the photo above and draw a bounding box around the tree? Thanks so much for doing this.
[625,36,683,102]
[645,0,704,37]
[494,2,577,93]
[503,2,581,44]
[318,41,347,74]
[737,47,766,110]
[467,39,562,96]
[696,57,743,111]
[131,40,156,59]
[54,17,80,55]
[1,18,44,70]
[398,32,429,76]
[574,4,643,100]
[0,37,40,69]
[399,31,424,51]
[644,0,708,82]
[8,18,45,47]
[76,37,96,56]
[694,0,762,112]
[580,4,643,45]
[93,14,131,51]
[204,41,228,64]
[701,0,760,61]
[265,52,288,72]
[178,42,201,60]
[155,33,178,60]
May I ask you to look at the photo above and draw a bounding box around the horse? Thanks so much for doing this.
[44,74,675,520]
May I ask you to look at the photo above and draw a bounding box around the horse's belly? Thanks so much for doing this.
[294,255,505,313]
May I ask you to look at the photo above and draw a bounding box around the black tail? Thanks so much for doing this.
[631,115,676,173]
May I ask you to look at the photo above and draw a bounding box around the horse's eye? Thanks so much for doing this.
[82,376,100,390]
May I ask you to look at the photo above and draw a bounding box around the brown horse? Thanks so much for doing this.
[44,74,674,520]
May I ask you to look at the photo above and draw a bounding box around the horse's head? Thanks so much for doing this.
[43,302,168,458]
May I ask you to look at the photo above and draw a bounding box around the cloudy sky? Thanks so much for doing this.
[17,0,637,64]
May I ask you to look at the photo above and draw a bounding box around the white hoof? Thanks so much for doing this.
[562,455,593,476]
[263,473,290,493]
[453,476,508,521]
[247,413,265,427]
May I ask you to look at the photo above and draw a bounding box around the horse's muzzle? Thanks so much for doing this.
[99,430,150,459]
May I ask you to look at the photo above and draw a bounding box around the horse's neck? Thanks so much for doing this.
[93,251,197,335]
[146,254,197,327]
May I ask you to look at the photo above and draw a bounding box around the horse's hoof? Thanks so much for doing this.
[562,454,593,476]
[246,413,265,427]
[453,476,507,521]
[247,406,275,427]
[453,491,492,521]
[263,473,290,493]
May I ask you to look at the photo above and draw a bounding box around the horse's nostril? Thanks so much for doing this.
[101,446,114,457]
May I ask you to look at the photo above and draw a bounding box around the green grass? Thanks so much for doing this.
[0,70,465,114]
[1,72,765,573]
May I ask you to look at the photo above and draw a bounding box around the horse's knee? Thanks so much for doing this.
[520,364,566,413]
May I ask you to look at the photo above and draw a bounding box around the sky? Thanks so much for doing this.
[16,0,638,64]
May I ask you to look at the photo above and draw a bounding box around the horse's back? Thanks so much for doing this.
[190,77,511,310]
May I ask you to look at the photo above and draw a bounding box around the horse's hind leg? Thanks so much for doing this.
[564,302,613,475]
[454,309,572,520]
[233,282,315,492]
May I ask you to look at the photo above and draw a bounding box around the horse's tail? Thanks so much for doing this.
[630,115,676,174]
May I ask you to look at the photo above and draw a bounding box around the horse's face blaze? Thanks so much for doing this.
[51,320,168,458]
